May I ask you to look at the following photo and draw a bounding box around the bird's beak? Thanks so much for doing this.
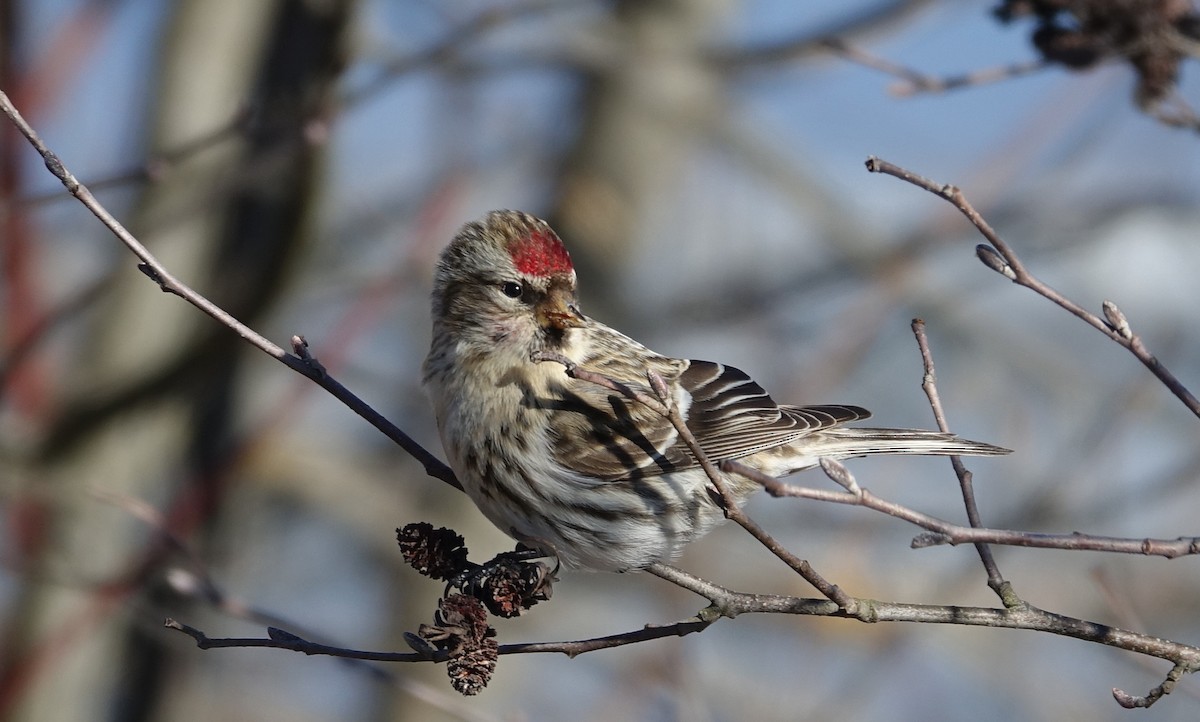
[537,287,585,331]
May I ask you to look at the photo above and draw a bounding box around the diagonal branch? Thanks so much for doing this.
[865,155,1200,419]
[0,89,459,490]
[530,352,858,613]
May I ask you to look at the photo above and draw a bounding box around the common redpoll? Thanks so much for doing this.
[423,211,1009,571]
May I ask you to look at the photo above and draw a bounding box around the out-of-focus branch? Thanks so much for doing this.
[814,36,1048,96]
[1,105,252,210]
[884,58,1047,96]
[340,0,583,109]
[708,0,935,69]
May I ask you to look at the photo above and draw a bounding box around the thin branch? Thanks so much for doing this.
[910,528,1200,558]
[865,156,1200,419]
[530,352,858,613]
[885,58,1047,96]
[165,614,714,662]
[647,369,857,612]
[166,619,434,662]
[166,588,1200,695]
[289,337,459,488]
[709,0,936,70]
[497,618,713,657]
[721,459,1200,559]
[0,89,460,491]
[1114,662,1188,709]
[646,369,737,513]
[814,37,1049,96]
[340,0,583,109]
[711,23,1045,95]
[911,319,1009,600]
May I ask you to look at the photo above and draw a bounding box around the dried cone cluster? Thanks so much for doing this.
[459,553,554,618]
[397,522,555,694]
[416,595,499,696]
[995,0,1200,107]
[396,522,553,616]
[396,522,468,581]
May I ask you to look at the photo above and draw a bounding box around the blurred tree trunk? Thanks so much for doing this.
[548,0,733,322]
[2,1,354,720]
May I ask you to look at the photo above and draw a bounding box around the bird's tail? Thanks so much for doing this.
[807,427,1010,459]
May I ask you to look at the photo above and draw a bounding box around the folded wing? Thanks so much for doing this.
[548,359,868,481]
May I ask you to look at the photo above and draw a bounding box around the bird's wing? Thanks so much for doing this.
[547,357,869,481]
[678,360,870,460]
[543,353,694,481]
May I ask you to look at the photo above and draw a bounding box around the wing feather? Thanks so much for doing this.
[679,361,869,460]
[546,354,868,481]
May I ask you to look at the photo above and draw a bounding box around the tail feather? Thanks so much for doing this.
[807,427,1010,459]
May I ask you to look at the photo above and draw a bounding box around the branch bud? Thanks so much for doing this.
[819,457,861,495]
[975,244,1016,280]
[1102,300,1133,340]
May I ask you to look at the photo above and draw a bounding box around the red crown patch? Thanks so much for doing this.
[509,229,573,277]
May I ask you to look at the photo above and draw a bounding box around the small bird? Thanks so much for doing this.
[423,210,1009,571]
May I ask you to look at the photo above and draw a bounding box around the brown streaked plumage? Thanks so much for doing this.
[423,210,1009,571]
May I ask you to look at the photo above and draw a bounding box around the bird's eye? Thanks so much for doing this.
[500,281,523,299]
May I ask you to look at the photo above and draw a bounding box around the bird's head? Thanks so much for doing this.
[431,211,586,356]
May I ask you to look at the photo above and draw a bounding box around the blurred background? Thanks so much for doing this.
[2,0,1200,720]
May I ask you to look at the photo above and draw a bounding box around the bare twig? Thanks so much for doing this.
[722,459,1200,559]
[341,0,581,109]
[815,37,1049,96]
[531,353,858,613]
[911,319,1010,600]
[646,369,737,513]
[886,59,1047,96]
[166,611,715,662]
[166,585,1200,702]
[818,457,861,495]
[909,529,1200,558]
[0,89,460,491]
[866,156,1200,419]
[1113,662,1188,709]
[166,619,434,662]
[708,0,937,69]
